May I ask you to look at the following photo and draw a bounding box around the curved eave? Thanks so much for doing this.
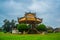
[18,18,42,24]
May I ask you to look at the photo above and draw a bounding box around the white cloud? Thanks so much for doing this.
[2,0,25,16]
[28,0,51,13]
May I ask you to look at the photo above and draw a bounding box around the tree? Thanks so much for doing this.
[10,19,16,28]
[54,28,60,33]
[2,19,16,33]
[47,26,54,33]
[10,19,16,33]
[2,19,11,33]
[36,24,47,32]
[17,23,29,34]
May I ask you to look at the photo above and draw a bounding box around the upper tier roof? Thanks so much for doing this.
[18,12,42,24]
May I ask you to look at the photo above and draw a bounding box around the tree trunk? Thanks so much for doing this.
[23,31,25,34]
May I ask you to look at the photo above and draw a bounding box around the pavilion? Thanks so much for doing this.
[18,12,42,33]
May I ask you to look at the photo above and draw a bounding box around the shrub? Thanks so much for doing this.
[36,24,47,31]
[17,23,30,34]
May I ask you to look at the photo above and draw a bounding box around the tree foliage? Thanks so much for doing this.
[2,19,16,33]
[17,23,29,32]
[10,19,16,28]
[36,24,47,31]
[3,19,10,32]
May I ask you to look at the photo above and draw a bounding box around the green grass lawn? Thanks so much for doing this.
[0,32,60,40]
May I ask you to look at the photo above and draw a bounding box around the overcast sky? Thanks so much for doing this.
[0,0,60,28]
